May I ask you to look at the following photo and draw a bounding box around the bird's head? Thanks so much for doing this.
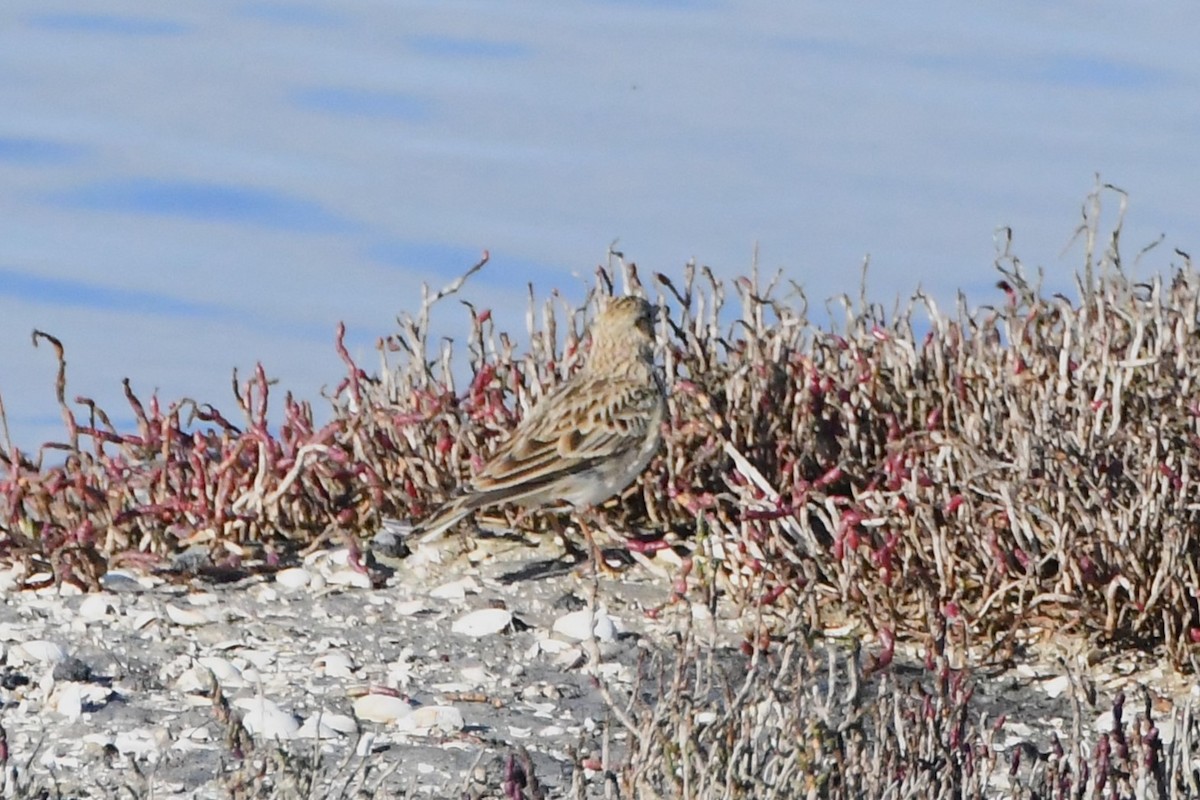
[586,295,659,372]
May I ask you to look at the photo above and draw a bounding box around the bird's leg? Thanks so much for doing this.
[581,515,600,571]
[575,514,604,671]
[555,515,590,565]
[575,511,626,577]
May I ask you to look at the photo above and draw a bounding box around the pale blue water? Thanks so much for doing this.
[2,1,1197,449]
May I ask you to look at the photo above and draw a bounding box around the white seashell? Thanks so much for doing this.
[197,657,245,688]
[78,594,116,622]
[236,649,277,671]
[1005,721,1036,738]
[26,572,54,589]
[1043,675,1071,699]
[593,612,616,642]
[320,712,358,734]
[353,692,416,724]
[51,683,111,721]
[0,565,24,594]
[459,665,490,685]
[165,605,211,627]
[394,599,427,616]
[695,711,718,725]
[172,738,215,754]
[313,651,356,678]
[177,724,213,743]
[531,637,573,656]
[186,592,219,607]
[387,659,416,688]
[80,732,111,749]
[325,569,372,589]
[113,728,165,759]
[654,546,684,567]
[432,681,474,694]
[509,726,532,739]
[552,646,585,669]
[527,701,557,718]
[275,568,311,590]
[596,662,629,682]
[81,683,113,707]
[11,640,65,665]
[51,682,83,720]
[233,697,300,740]
[451,608,513,638]
[552,607,618,642]
[538,725,565,737]
[130,610,159,631]
[395,705,465,735]
[99,570,142,592]
[174,667,211,694]
[429,577,480,601]
[296,712,357,739]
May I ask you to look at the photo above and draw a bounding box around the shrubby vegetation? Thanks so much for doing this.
[2,185,1198,797]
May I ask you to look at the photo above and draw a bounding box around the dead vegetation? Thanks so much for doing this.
[607,617,1190,800]
[3,184,1200,796]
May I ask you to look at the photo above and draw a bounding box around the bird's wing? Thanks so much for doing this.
[470,374,659,495]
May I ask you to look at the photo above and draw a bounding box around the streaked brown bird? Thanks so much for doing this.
[409,295,666,558]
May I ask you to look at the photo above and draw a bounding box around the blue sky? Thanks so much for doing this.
[1,0,1196,448]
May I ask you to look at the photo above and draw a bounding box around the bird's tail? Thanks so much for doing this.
[412,494,484,544]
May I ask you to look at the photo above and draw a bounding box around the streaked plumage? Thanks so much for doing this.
[412,295,665,545]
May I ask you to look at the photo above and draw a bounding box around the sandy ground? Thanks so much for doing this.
[0,534,718,798]
[0,532,1190,799]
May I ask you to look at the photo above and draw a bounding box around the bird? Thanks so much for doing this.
[406,295,666,561]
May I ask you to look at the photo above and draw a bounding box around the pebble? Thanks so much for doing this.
[52,656,93,683]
